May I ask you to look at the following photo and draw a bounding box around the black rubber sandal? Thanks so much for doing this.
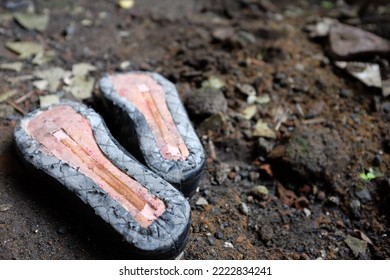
[100,72,206,198]
[14,101,190,259]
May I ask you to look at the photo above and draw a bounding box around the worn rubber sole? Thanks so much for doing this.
[100,72,206,197]
[14,101,190,259]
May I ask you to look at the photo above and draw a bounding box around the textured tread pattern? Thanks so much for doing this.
[14,101,190,259]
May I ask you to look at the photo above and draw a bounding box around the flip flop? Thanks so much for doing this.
[14,101,190,259]
[99,72,205,197]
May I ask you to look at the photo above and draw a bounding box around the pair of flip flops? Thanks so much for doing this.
[14,72,206,259]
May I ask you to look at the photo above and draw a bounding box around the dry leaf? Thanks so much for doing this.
[0,90,18,103]
[336,61,382,88]
[39,95,60,108]
[253,120,276,139]
[6,41,44,59]
[14,12,49,32]
[72,63,96,76]
[0,62,23,72]
[356,230,373,246]
[32,50,57,65]
[259,164,273,176]
[241,105,257,120]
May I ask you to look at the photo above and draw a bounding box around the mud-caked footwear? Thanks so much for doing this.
[14,101,190,259]
[100,72,205,197]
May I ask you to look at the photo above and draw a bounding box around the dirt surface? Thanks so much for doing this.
[1,0,390,260]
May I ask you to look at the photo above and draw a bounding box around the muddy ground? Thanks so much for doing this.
[1,0,390,260]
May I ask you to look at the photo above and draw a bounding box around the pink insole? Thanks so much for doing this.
[25,105,166,228]
[109,73,190,161]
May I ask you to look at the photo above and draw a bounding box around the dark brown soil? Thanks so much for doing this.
[1,0,390,260]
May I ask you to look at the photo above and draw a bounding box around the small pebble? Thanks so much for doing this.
[336,220,345,228]
[350,199,361,210]
[0,104,15,119]
[258,137,275,155]
[294,63,305,72]
[0,203,13,212]
[355,188,372,203]
[221,222,229,228]
[239,170,248,179]
[249,171,260,181]
[224,242,234,248]
[236,30,256,46]
[227,171,236,180]
[208,196,218,205]
[185,88,227,118]
[118,0,135,9]
[119,61,131,70]
[215,231,224,239]
[303,208,311,217]
[317,191,326,201]
[296,245,305,252]
[255,94,271,104]
[81,19,93,27]
[250,185,269,200]
[340,89,353,98]
[215,162,231,185]
[274,72,287,83]
[207,237,216,246]
[236,83,256,96]
[350,199,361,218]
[258,224,274,242]
[233,175,241,183]
[242,180,252,188]
[195,197,209,206]
[239,202,249,215]
[327,196,340,205]
[192,225,201,233]
[320,249,327,259]
[247,95,257,104]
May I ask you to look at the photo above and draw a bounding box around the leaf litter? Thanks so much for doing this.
[64,63,96,100]
[33,67,67,92]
